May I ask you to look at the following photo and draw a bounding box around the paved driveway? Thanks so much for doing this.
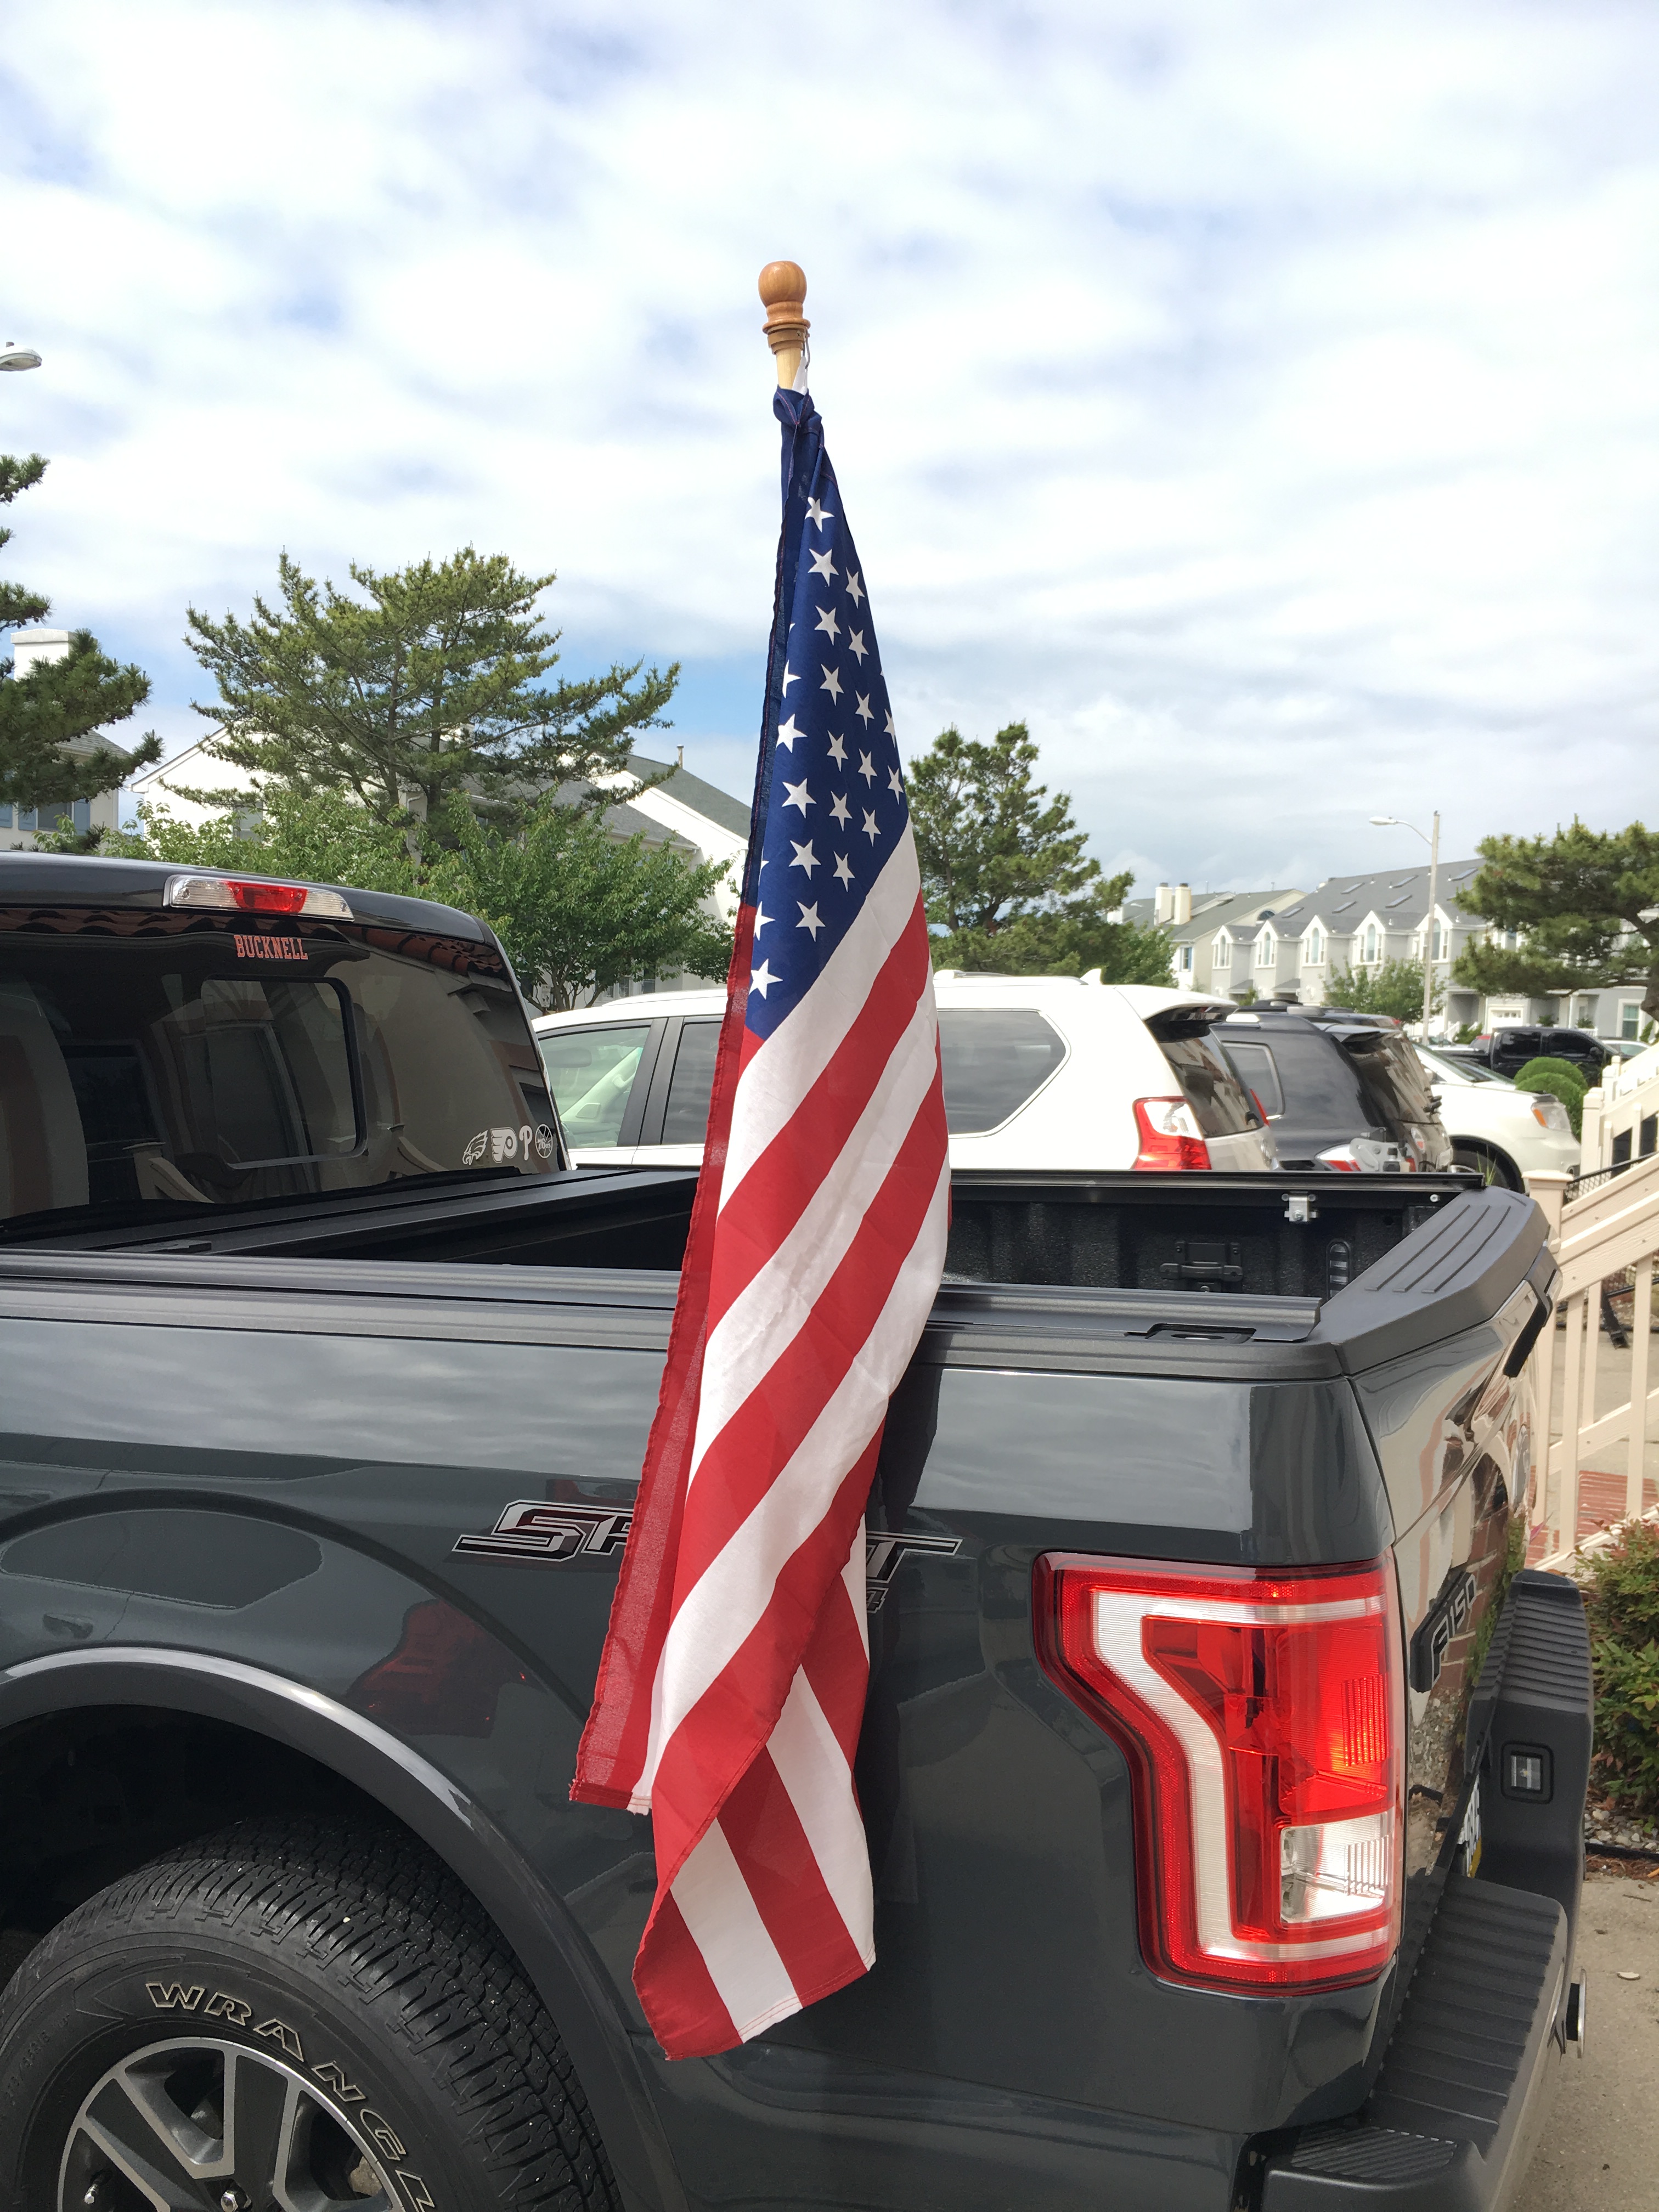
[1514,1870,1659,2211]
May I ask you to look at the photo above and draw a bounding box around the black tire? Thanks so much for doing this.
[1452,1141,1521,1192]
[0,1815,617,2212]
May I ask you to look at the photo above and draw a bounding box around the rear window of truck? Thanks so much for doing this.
[1346,1034,1438,1126]
[0,911,557,1229]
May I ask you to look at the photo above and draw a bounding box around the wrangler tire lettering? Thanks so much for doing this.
[397,2175,437,2212]
[202,1991,252,2027]
[145,1982,204,2013]
[312,2057,366,2102]
[360,2108,407,2159]
[256,2015,306,2063]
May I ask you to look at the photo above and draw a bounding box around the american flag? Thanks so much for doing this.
[571,385,949,2059]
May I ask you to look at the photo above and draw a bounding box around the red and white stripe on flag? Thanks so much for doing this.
[572,388,949,2059]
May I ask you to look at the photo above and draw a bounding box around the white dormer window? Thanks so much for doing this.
[1256,932,1274,968]
[1178,943,1193,974]
[1431,919,1444,961]
[1304,926,1323,965]
[1364,924,1379,963]
[1214,936,1231,970]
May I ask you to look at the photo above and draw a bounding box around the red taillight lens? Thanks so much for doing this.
[227,878,307,913]
[1132,1096,1211,1170]
[1035,1554,1403,1992]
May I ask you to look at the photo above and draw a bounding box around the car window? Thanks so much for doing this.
[1547,1030,1598,1058]
[1347,1035,1438,1125]
[937,1008,1068,1135]
[662,1019,722,1145]
[0,921,556,1226]
[538,1023,650,1148]
[1257,1029,1372,1127]
[1158,1031,1260,1136]
[1417,1047,1504,1087]
[1217,1039,1284,1119]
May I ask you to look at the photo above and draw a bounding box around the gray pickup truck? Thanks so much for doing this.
[0,854,1588,2212]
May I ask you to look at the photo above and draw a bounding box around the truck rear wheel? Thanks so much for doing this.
[0,1815,618,2212]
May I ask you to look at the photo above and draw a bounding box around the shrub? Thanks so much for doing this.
[1513,1057,1587,1138]
[1582,1519,1659,1813]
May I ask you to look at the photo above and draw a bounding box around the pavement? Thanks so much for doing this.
[1513,1869,1659,2212]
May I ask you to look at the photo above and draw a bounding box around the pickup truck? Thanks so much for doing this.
[0,854,1590,2212]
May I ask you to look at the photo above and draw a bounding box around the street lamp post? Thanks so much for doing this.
[0,342,42,373]
[1370,811,1441,1037]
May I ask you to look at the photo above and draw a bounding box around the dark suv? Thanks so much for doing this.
[1220,1004,1454,1172]
[1473,1024,1613,1081]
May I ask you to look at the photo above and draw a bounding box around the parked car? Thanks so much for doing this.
[1469,1024,1614,1081]
[1218,1005,1454,1172]
[1415,1043,1579,1189]
[534,973,1279,1173]
[0,854,1586,2212]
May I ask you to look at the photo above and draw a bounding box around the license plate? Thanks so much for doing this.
[1458,1777,1483,1877]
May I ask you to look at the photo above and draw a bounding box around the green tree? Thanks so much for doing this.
[907,721,1171,980]
[102,788,420,897]
[106,786,732,1012]
[0,452,159,823]
[1452,820,1659,1023]
[425,798,733,1011]
[1323,958,1444,1022]
[185,548,677,841]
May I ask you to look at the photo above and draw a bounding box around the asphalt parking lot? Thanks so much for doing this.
[1513,1869,1659,2212]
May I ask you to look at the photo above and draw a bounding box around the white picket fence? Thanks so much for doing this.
[1525,1155,1659,1570]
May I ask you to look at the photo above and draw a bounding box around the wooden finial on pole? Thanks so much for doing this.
[759,261,809,388]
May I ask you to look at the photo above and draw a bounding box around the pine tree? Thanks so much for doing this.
[907,720,1171,980]
[1452,821,1659,1022]
[186,549,677,841]
[0,452,159,817]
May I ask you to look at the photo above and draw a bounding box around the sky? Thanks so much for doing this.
[1,0,1654,896]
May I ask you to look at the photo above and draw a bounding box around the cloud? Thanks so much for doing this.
[1,0,1654,887]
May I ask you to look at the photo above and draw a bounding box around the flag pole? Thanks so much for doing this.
[759,260,809,386]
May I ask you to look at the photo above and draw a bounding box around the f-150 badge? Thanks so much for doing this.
[455,1502,960,1610]
[1409,1566,1479,1692]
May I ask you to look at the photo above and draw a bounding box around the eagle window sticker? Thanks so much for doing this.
[465,1125,557,1166]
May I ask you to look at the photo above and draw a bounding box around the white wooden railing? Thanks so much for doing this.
[1581,1045,1659,1173]
[1525,1158,1659,1570]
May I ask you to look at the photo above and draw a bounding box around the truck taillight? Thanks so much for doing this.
[164,873,353,919]
[1132,1097,1211,1170]
[1035,1554,1403,1993]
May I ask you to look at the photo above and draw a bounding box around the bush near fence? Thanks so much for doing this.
[1515,1056,1587,1139]
[1582,1519,1659,1813]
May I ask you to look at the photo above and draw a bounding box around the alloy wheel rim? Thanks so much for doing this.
[59,2036,394,2211]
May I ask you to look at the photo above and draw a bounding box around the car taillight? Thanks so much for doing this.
[1035,1554,1403,1993]
[165,873,353,918]
[1315,1138,1402,1174]
[1132,1097,1211,1170]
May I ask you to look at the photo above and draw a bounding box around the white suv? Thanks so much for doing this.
[1414,1044,1579,1188]
[533,974,1278,1174]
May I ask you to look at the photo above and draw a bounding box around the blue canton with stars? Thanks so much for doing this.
[742,387,909,1043]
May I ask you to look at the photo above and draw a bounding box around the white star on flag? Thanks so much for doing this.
[753,905,772,933]
[883,709,896,738]
[797,901,824,939]
[789,839,819,877]
[861,809,881,843]
[847,630,867,663]
[805,496,834,528]
[857,752,876,783]
[888,767,904,797]
[783,778,814,814]
[829,792,851,826]
[845,569,864,605]
[821,665,843,701]
[815,606,840,643]
[827,733,847,766]
[808,547,837,580]
[832,852,854,887]
[776,715,803,751]
[854,693,873,725]
[749,958,777,997]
